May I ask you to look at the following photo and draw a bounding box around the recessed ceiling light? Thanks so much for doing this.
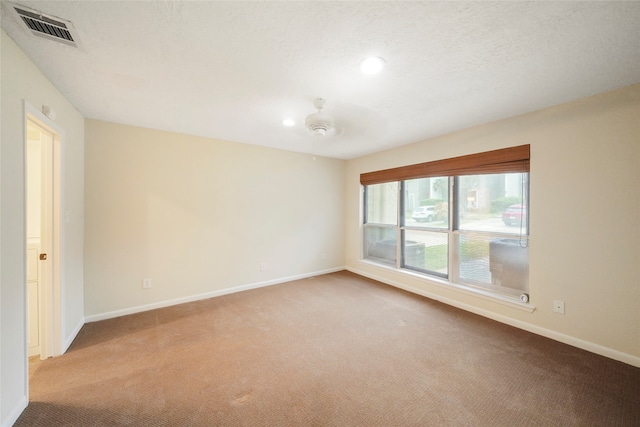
[360,56,385,75]
[282,118,295,127]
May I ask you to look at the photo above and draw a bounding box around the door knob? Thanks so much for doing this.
[39,253,47,260]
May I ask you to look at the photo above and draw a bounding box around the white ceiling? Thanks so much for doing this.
[2,1,640,159]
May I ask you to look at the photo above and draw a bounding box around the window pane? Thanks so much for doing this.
[403,230,448,276]
[364,226,397,265]
[488,237,529,292]
[366,182,398,225]
[457,234,529,296]
[457,173,528,233]
[404,177,448,229]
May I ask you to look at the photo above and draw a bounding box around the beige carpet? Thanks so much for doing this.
[16,271,640,426]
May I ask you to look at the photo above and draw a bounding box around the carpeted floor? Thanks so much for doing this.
[15,271,640,426]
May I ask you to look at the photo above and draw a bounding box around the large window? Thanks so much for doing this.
[362,146,530,300]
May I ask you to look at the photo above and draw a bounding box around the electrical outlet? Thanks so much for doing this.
[142,278,152,289]
[553,300,565,314]
[260,262,267,272]
[321,252,327,260]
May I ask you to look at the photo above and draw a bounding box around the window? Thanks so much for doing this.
[362,146,530,300]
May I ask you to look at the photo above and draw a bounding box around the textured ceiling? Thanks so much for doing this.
[2,1,640,159]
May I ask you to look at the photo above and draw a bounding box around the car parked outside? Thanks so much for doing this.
[502,204,527,226]
[412,205,436,222]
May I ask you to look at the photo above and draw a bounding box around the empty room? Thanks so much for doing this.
[1,1,639,426]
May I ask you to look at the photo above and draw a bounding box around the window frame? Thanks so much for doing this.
[362,145,530,303]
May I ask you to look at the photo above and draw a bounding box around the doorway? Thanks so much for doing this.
[25,104,63,361]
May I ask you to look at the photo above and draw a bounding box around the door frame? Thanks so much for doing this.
[24,101,64,361]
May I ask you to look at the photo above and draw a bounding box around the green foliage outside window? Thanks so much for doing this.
[460,239,489,261]
[419,198,445,206]
[424,245,447,270]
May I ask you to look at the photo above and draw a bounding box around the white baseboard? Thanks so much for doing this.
[62,317,86,354]
[85,267,346,323]
[1,395,27,427]
[347,266,640,368]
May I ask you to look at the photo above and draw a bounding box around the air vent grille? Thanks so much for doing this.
[13,5,78,47]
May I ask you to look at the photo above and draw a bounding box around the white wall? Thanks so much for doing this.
[0,30,85,426]
[346,84,640,366]
[84,120,345,318]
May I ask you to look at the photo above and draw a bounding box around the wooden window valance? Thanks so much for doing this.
[360,145,530,186]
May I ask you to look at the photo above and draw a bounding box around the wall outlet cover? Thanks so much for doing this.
[553,300,565,314]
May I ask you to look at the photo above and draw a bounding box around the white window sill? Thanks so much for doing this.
[356,259,536,313]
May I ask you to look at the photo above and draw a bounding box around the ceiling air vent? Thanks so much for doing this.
[11,3,79,48]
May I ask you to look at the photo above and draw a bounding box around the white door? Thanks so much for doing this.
[25,114,59,360]
[26,121,45,357]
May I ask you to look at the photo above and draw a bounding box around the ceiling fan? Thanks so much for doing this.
[305,98,336,136]
[289,97,387,145]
